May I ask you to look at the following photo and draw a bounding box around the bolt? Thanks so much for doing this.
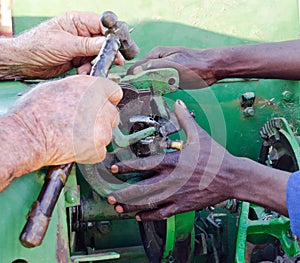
[241,92,255,108]
[168,77,176,85]
[96,221,112,235]
[243,107,255,117]
[282,90,293,102]
[65,190,77,204]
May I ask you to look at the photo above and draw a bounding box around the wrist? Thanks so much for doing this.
[0,113,46,191]
[209,46,239,81]
[229,156,289,215]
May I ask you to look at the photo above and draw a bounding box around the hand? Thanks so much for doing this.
[127,47,218,89]
[11,11,124,78]
[8,75,122,165]
[107,100,236,221]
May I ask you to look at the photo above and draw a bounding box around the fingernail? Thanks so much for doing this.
[176,99,187,109]
[79,71,87,75]
[111,165,119,174]
[115,205,124,213]
[115,56,125,66]
[107,196,116,205]
[136,215,141,221]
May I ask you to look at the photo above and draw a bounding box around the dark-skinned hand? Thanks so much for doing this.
[127,46,218,89]
[107,100,236,221]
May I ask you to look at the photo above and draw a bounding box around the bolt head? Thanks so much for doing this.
[243,107,255,117]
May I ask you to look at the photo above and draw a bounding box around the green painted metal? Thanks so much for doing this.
[0,1,300,262]
[122,68,179,95]
[235,117,300,262]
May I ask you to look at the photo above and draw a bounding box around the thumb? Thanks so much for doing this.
[174,100,199,143]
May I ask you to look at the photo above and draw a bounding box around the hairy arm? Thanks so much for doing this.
[0,114,45,191]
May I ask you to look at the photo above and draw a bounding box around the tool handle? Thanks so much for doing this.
[90,33,120,77]
[19,163,73,248]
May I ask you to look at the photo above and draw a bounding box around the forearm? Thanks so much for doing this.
[0,114,45,191]
[229,156,290,216]
[209,40,300,81]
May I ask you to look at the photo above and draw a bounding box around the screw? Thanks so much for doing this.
[243,107,255,117]
[282,90,293,102]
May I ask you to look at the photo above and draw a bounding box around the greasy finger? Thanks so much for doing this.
[174,100,199,143]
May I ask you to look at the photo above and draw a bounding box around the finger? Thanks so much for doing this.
[73,36,105,57]
[114,201,160,214]
[94,77,123,106]
[127,58,168,75]
[135,203,179,221]
[174,100,199,144]
[77,62,92,75]
[127,46,177,74]
[127,59,183,77]
[63,11,105,36]
[114,52,125,66]
[110,150,180,174]
[108,175,169,209]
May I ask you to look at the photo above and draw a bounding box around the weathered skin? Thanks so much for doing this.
[0,11,124,80]
[0,75,122,191]
[108,100,290,221]
[0,11,126,191]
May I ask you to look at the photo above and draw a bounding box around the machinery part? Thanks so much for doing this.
[139,212,195,263]
[241,92,256,118]
[19,163,73,248]
[91,11,139,77]
[235,118,300,263]
[259,118,299,172]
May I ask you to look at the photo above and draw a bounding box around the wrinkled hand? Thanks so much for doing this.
[13,11,124,78]
[127,47,218,89]
[107,100,236,221]
[9,75,122,165]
